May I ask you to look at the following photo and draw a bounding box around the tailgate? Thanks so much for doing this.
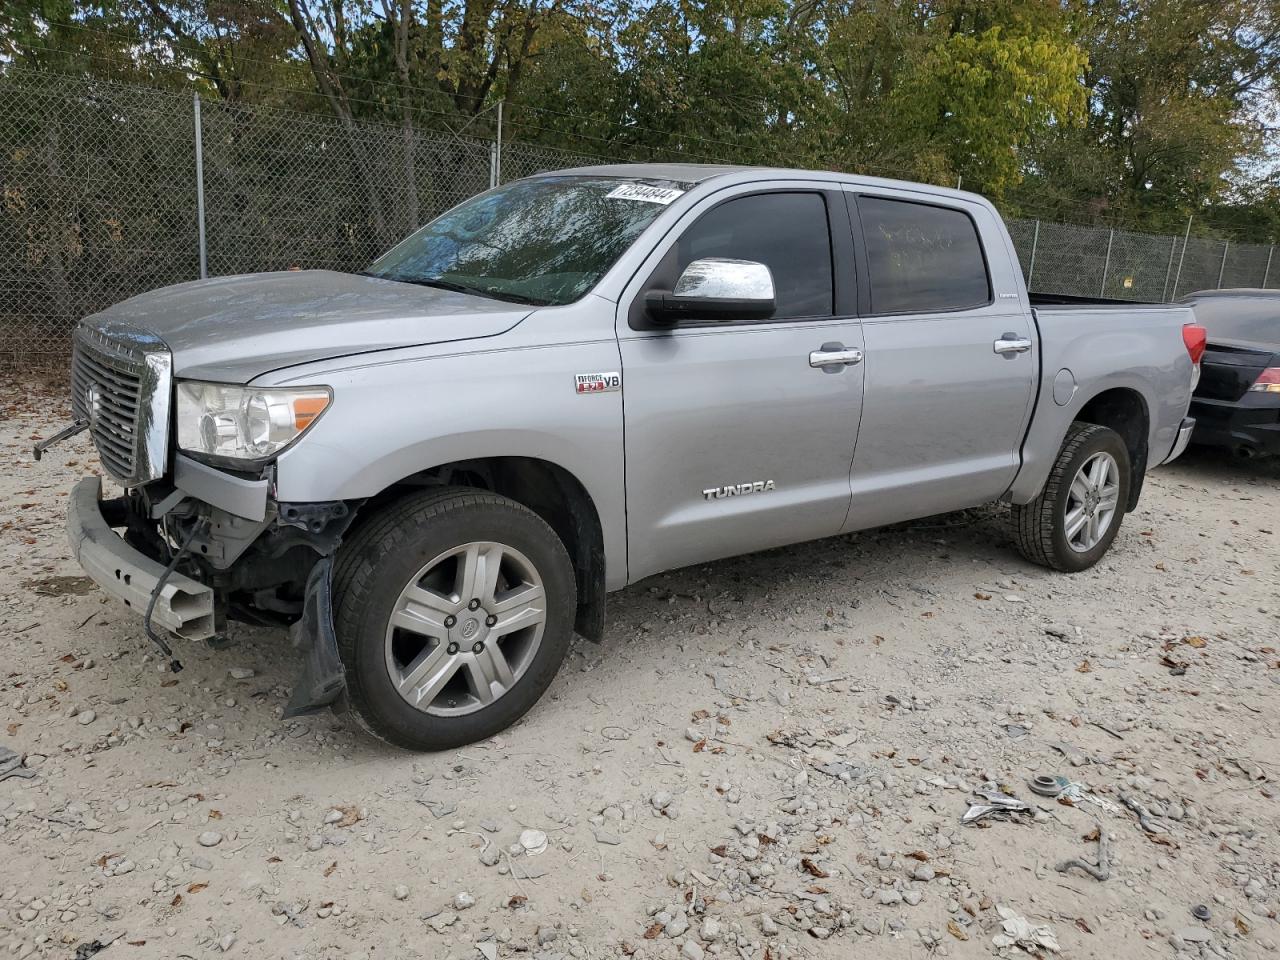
[1195,342,1278,402]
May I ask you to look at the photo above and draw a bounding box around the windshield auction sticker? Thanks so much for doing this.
[605,183,685,204]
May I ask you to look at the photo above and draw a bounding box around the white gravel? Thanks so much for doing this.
[1,376,1278,959]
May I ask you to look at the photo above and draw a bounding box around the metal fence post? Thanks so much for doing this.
[193,93,208,280]
[489,142,498,190]
[1161,235,1178,302]
[1099,227,1114,297]
[1217,240,1229,288]
[494,100,504,187]
[1264,246,1274,288]
[1171,216,1192,300]
[1027,220,1040,289]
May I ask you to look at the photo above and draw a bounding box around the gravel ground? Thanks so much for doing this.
[2,375,1279,960]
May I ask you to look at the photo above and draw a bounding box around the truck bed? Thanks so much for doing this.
[1030,292,1167,309]
[1006,298,1198,505]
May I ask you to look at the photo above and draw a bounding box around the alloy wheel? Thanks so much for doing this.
[1064,451,1120,553]
[383,541,546,716]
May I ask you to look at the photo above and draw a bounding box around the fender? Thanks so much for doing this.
[268,340,629,590]
[1007,309,1191,506]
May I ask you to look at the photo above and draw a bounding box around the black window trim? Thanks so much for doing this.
[849,191,995,319]
[627,186,857,330]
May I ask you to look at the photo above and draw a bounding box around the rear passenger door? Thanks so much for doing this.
[618,186,865,582]
[841,191,1036,531]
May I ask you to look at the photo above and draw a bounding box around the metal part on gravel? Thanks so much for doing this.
[1056,822,1111,881]
[962,783,1032,824]
[1119,792,1168,834]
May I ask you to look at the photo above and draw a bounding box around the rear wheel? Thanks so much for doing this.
[333,488,576,750]
[1012,422,1130,572]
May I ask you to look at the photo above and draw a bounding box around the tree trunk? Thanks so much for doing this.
[392,0,420,229]
[287,0,394,246]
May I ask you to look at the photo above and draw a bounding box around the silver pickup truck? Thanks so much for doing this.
[45,164,1202,751]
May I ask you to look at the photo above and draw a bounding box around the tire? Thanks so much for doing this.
[1012,422,1131,572]
[333,487,576,751]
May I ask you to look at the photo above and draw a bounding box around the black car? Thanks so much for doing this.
[1182,289,1280,458]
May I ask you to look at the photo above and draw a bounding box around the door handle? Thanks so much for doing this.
[993,334,1033,355]
[809,346,864,368]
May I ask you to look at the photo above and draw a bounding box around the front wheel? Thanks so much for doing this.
[1012,422,1131,572]
[333,487,576,751]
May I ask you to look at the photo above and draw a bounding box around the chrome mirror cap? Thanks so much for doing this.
[672,258,775,302]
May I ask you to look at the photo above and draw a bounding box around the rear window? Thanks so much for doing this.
[859,197,990,314]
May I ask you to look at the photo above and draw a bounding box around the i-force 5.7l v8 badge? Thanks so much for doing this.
[574,372,622,394]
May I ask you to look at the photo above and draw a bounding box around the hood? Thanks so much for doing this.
[83,270,533,382]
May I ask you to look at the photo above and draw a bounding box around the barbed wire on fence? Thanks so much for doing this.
[2,66,1278,367]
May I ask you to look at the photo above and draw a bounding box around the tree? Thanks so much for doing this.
[4,0,1279,236]
[1015,0,1280,231]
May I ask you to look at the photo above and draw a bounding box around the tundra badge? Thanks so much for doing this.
[703,480,775,500]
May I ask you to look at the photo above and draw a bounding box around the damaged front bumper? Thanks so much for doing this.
[68,476,216,640]
[66,473,350,717]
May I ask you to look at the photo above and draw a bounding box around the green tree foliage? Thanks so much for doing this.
[898,25,1087,193]
[1013,0,1280,232]
[4,0,1279,236]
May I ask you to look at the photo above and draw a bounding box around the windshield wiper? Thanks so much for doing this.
[360,272,548,306]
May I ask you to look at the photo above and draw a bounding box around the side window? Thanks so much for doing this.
[676,192,834,319]
[859,196,990,314]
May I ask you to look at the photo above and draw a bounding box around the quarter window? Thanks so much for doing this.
[676,192,834,319]
[859,197,990,314]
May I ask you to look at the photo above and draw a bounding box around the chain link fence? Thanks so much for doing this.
[3,67,1278,367]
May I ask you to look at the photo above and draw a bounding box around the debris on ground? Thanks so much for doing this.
[518,828,548,855]
[0,744,37,782]
[71,932,123,960]
[992,905,1061,954]
[2,384,1278,959]
[961,782,1032,824]
[1029,773,1070,797]
[1119,791,1170,835]
[1056,822,1111,881]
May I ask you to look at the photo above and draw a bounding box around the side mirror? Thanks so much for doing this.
[646,258,776,324]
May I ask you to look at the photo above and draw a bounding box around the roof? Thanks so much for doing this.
[529,162,987,207]
[534,162,757,185]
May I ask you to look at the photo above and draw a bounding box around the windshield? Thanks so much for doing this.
[364,176,688,306]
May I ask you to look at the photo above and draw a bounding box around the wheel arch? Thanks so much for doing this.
[351,456,608,642]
[1071,386,1150,511]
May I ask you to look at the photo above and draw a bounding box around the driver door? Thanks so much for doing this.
[617,186,865,582]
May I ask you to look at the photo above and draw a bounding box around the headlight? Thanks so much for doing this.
[176,381,331,463]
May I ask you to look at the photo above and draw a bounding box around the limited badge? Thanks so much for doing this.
[574,372,622,394]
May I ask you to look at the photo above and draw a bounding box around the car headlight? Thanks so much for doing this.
[176,381,331,463]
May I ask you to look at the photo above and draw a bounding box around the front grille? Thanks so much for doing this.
[71,325,171,486]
